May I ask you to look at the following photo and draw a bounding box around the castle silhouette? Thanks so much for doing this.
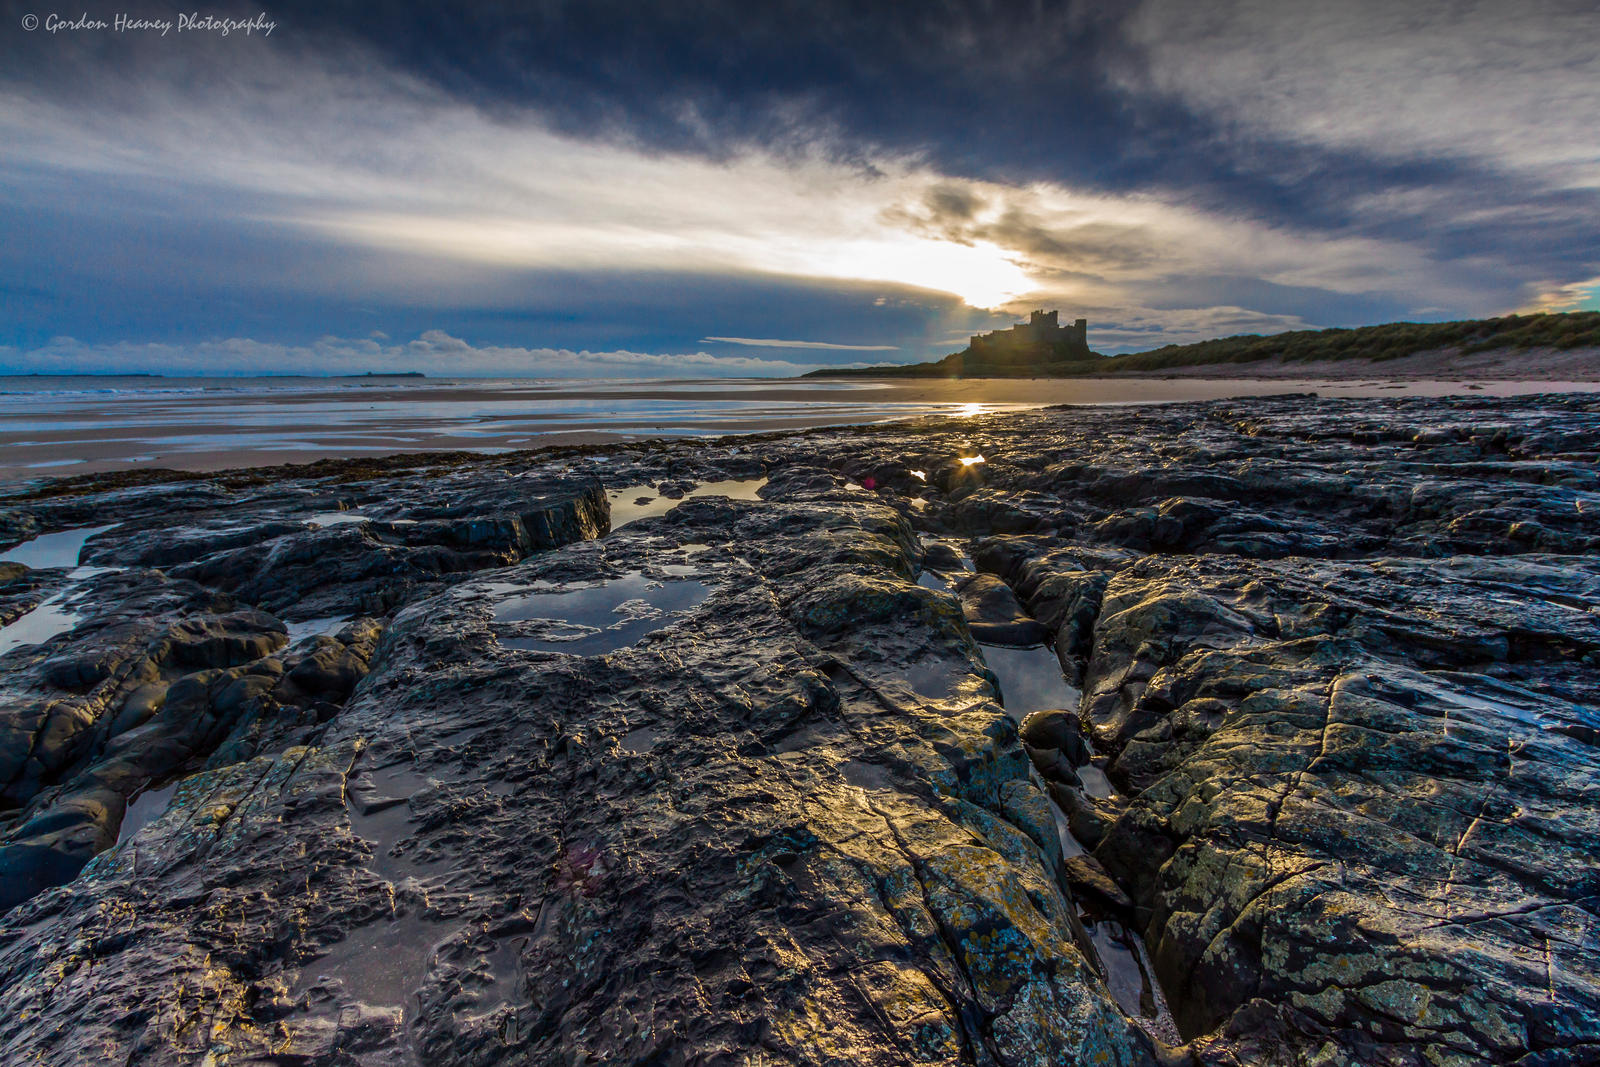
[956,310,1091,373]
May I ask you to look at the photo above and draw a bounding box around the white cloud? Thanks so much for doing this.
[1523,276,1600,314]
[1117,0,1600,190]
[701,337,900,350]
[2,332,855,378]
[0,41,1498,321]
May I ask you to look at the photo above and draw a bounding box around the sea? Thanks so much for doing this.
[1,373,1593,485]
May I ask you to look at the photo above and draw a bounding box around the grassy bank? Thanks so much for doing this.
[808,311,1600,378]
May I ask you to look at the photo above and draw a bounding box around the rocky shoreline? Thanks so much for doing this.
[1,391,1597,1065]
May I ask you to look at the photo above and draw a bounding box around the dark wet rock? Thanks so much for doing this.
[80,517,309,570]
[757,464,847,497]
[1025,743,1082,789]
[929,454,990,493]
[4,391,1600,1064]
[921,539,968,573]
[0,563,50,628]
[1050,782,1116,850]
[954,572,1048,646]
[0,565,385,911]
[1021,708,1090,766]
[1084,552,1600,1058]
[1064,854,1135,916]
[0,492,1153,1067]
[653,478,694,499]
[0,510,40,550]
[73,476,608,621]
[286,619,381,702]
[943,488,1051,534]
[972,540,1140,686]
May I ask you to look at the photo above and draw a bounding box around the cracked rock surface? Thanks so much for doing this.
[0,391,1596,1065]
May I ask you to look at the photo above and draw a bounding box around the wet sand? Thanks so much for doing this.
[3,374,1597,486]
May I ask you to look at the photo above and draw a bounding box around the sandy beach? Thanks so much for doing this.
[4,373,1599,487]
[1107,345,1600,380]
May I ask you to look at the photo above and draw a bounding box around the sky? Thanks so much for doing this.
[1,0,1597,377]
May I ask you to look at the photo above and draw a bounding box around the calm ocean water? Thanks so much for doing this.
[2,373,1592,484]
[0,375,1032,482]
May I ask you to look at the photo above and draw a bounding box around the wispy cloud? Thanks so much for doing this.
[0,42,1523,321]
[701,337,899,350]
[0,332,854,378]
[1523,277,1600,314]
[1118,0,1600,190]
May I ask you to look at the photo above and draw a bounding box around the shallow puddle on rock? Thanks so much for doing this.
[979,644,1081,720]
[1420,679,1557,729]
[0,524,119,569]
[1085,919,1181,1046]
[1077,764,1116,800]
[483,933,527,1008]
[116,779,180,846]
[292,909,445,1012]
[0,594,84,656]
[302,512,371,528]
[619,725,661,754]
[494,572,709,656]
[917,570,952,592]
[346,764,432,880]
[1033,768,1089,860]
[286,615,350,643]
[607,477,768,530]
[899,658,970,699]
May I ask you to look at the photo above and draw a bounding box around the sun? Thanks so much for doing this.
[797,237,1033,310]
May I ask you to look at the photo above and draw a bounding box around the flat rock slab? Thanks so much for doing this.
[0,492,1152,1067]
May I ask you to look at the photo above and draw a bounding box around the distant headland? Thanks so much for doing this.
[805,310,1600,380]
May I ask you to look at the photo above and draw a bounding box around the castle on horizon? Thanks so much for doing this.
[800,308,1094,378]
[966,310,1089,361]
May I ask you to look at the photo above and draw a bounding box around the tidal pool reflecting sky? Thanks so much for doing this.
[2,0,1597,375]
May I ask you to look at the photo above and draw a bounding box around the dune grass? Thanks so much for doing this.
[1098,311,1600,372]
[806,311,1600,377]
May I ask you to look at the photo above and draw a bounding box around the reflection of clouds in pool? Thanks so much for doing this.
[607,477,768,529]
[979,644,1079,720]
[0,595,84,656]
[493,571,710,657]
[0,525,120,569]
